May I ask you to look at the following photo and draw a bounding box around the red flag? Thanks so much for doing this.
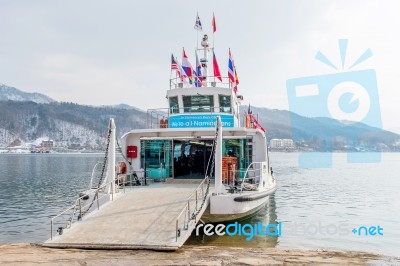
[251,114,266,133]
[233,85,238,94]
[212,13,216,33]
[213,51,222,81]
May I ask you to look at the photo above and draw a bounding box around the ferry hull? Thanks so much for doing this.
[201,185,277,223]
[201,200,266,223]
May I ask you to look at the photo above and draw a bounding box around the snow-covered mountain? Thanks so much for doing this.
[0,84,54,104]
[0,100,148,149]
[0,84,149,150]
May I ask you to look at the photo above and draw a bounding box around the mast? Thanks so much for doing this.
[200,34,209,86]
[214,116,223,195]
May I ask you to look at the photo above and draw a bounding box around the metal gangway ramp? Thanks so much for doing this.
[44,178,211,251]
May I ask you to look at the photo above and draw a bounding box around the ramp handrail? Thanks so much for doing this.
[175,176,210,241]
[49,177,127,240]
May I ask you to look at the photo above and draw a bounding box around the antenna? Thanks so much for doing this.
[200,34,209,86]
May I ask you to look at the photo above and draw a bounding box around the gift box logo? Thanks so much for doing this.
[286,39,382,168]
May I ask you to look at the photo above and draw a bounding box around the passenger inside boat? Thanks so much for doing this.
[173,140,212,178]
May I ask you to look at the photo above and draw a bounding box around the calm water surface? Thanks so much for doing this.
[0,154,102,243]
[0,152,399,256]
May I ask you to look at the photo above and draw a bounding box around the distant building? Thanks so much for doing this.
[69,143,82,149]
[41,140,54,149]
[270,138,294,149]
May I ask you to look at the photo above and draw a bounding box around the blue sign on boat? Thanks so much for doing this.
[169,114,235,128]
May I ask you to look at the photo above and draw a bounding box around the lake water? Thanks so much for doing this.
[0,152,399,256]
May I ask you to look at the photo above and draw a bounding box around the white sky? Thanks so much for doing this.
[1,0,400,131]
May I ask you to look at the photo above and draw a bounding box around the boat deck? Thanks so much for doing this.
[44,182,210,250]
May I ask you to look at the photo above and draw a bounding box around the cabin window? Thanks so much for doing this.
[219,95,231,113]
[182,95,214,113]
[169,96,179,114]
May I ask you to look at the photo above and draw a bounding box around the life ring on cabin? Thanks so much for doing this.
[159,118,168,128]
[119,162,127,175]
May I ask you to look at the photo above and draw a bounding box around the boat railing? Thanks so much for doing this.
[49,176,128,240]
[169,76,234,90]
[239,162,263,193]
[146,107,233,129]
[174,176,210,242]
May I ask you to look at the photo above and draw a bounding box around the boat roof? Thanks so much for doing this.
[121,127,264,140]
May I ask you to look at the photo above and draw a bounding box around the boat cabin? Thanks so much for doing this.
[166,85,241,128]
[122,81,267,181]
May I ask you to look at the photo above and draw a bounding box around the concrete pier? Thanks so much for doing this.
[44,182,210,250]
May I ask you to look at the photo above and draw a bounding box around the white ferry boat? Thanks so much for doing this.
[120,32,277,223]
[46,18,277,249]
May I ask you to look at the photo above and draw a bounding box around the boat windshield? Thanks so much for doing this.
[183,95,214,113]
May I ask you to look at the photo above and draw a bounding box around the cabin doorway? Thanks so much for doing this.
[173,139,213,179]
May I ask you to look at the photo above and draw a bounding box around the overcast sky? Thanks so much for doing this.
[1,0,400,132]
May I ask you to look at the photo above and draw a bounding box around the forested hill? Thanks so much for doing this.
[0,101,147,149]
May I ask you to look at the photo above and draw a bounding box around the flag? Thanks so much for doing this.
[171,54,178,71]
[252,116,266,133]
[194,13,202,31]
[174,56,188,84]
[195,52,203,86]
[212,13,216,33]
[234,61,239,85]
[193,70,201,87]
[228,49,235,83]
[233,59,239,94]
[213,51,222,81]
[178,62,188,84]
[182,48,194,84]
[247,104,266,132]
